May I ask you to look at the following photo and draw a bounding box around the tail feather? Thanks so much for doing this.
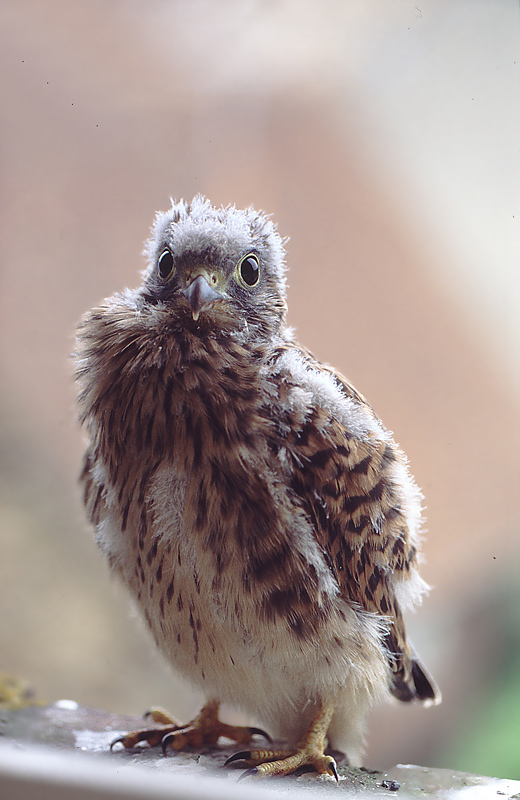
[391,657,441,706]
[411,659,441,705]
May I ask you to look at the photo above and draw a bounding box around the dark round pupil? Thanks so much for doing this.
[240,256,259,286]
[158,249,173,278]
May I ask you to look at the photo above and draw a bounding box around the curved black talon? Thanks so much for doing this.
[109,737,125,752]
[247,726,272,743]
[224,750,252,767]
[329,759,339,782]
[238,767,259,781]
[161,732,176,756]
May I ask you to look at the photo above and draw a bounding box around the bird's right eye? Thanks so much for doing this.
[158,248,175,281]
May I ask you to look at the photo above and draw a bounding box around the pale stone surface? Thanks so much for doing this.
[1,702,519,799]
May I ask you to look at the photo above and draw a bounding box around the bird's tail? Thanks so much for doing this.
[391,656,441,706]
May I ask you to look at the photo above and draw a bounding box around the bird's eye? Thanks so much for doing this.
[158,248,175,281]
[237,254,260,288]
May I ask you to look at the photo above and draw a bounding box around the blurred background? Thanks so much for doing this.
[1,0,519,780]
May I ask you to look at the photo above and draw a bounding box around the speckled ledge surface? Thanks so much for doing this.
[0,702,519,799]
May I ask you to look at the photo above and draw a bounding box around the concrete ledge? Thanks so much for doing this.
[0,702,519,799]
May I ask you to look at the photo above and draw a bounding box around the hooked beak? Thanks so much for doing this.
[183,274,223,321]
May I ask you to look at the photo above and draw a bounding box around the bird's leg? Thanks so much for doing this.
[111,699,271,753]
[225,697,338,780]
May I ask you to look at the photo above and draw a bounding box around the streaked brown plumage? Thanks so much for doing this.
[75,196,439,777]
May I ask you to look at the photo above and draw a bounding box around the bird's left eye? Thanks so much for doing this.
[237,254,260,288]
[158,248,175,281]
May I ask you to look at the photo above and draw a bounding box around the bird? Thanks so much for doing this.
[75,195,440,779]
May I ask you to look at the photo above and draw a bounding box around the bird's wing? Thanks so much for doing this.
[271,342,438,703]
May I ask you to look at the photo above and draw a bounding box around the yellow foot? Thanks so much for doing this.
[110,699,271,754]
[225,746,338,780]
[224,698,338,780]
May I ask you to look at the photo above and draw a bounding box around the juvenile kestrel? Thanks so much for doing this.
[75,196,439,779]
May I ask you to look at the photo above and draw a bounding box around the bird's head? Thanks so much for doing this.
[140,195,288,340]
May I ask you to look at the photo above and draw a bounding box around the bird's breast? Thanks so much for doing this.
[81,323,354,676]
